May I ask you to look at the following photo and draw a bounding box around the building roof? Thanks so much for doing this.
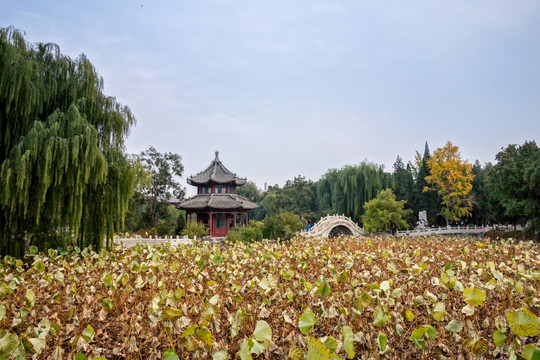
[187,151,247,186]
[179,193,258,210]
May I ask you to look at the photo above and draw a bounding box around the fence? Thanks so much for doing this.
[396,225,494,237]
[113,235,193,248]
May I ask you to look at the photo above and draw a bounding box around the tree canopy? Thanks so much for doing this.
[137,146,185,228]
[489,141,540,236]
[362,189,411,234]
[424,141,474,226]
[316,162,393,222]
[0,27,136,256]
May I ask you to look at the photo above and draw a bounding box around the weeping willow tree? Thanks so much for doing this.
[0,27,136,257]
[316,162,393,223]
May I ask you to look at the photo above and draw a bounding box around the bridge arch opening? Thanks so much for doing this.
[328,225,354,238]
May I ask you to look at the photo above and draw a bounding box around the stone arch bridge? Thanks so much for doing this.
[299,215,364,238]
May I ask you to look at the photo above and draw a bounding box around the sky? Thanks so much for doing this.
[3,1,540,195]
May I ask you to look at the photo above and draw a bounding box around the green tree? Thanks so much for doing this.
[413,142,441,225]
[0,27,135,256]
[470,160,493,226]
[362,189,411,234]
[137,146,185,228]
[392,156,416,226]
[489,141,540,236]
[425,141,474,226]
[316,162,393,222]
[259,176,317,222]
[237,181,266,221]
[261,212,304,240]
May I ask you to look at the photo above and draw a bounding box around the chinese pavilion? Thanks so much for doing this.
[179,152,258,237]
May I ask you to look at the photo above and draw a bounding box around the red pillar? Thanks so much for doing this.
[209,210,213,236]
[233,210,237,228]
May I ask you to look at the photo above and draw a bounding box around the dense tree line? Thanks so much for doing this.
[248,141,539,238]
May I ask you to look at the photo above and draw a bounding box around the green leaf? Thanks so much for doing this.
[195,326,215,346]
[377,332,388,353]
[102,272,112,286]
[299,308,318,335]
[373,307,391,327]
[306,337,339,360]
[238,339,253,360]
[405,309,415,322]
[410,327,427,340]
[253,320,272,344]
[493,330,506,347]
[212,349,229,360]
[410,325,436,340]
[163,349,180,360]
[424,325,437,339]
[163,306,183,320]
[258,275,277,291]
[506,308,540,337]
[33,261,46,273]
[102,298,114,310]
[250,340,266,356]
[432,302,445,321]
[24,289,36,308]
[445,320,463,333]
[212,253,224,265]
[288,345,303,360]
[316,282,331,298]
[322,336,337,352]
[73,354,88,360]
[523,345,540,360]
[463,288,486,306]
[0,305,5,321]
[0,283,7,299]
[342,326,355,359]
[27,337,46,354]
[0,333,19,360]
[81,324,95,343]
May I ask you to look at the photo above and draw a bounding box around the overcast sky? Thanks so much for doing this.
[3,1,540,195]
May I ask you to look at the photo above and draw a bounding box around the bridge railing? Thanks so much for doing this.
[299,214,364,237]
[396,225,493,236]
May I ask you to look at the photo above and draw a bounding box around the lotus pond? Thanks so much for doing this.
[0,236,539,359]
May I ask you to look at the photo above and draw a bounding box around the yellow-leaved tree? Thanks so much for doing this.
[424,141,474,226]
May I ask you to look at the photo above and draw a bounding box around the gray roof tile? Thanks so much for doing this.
[179,194,258,210]
[187,151,247,186]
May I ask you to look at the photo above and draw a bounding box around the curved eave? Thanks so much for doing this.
[187,153,248,186]
[179,194,258,211]
[187,177,247,186]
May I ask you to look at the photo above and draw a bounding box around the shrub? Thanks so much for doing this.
[181,221,209,239]
[485,229,525,240]
[156,221,171,237]
[262,212,304,241]
[225,221,263,243]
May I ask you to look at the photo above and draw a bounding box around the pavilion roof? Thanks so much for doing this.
[187,151,247,186]
[179,193,258,210]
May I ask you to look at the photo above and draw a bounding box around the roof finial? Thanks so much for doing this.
[215,150,219,160]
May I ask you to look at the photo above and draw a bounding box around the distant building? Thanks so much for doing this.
[179,152,258,237]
